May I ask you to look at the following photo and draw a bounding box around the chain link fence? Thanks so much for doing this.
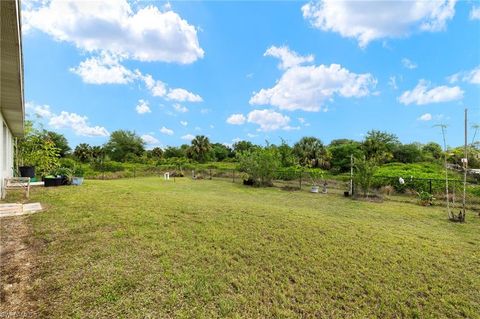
[85,164,480,211]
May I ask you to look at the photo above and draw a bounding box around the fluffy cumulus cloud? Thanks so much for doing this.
[180,121,188,126]
[181,134,195,141]
[470,6,480,20]
[166,88,203,102]
[250,47,376,112]
[447,66,480,85]
[23,0,204,64]
[49,111,109,137]
[141,134,159,145]
[247,109,295,132]
[302,0,456,47]
[26,101,53,118]
[135,99,151,114]
[264,46,314,70]
[160,126,174,135]
[226,114,246,125]
[418,113,432,121]
[26,101,109,137]
[71,59,204,102]
[70,53,135,84]
[399,80,463,105]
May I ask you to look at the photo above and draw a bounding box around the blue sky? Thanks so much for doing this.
[22,0,480,149]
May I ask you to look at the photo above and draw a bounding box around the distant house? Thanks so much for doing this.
[1,0,25,187]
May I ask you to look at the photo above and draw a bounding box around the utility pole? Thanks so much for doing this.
[350,154,354,196]
[461,108,468,222]
[436,124,452,220]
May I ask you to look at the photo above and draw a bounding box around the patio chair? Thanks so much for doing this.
[2,177,31,200]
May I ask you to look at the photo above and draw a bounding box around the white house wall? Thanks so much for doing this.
[0,110,15,192]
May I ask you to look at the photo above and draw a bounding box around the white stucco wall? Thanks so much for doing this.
[1,111,15,193]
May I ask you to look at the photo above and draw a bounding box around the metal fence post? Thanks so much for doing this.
[299,170,302,190]
[429,179,432,194]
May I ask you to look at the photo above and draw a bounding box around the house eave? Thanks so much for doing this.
[1,0,25,137]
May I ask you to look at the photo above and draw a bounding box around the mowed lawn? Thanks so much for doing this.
[28,177,479,318]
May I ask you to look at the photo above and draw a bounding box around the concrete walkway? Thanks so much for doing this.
[0,203,43,218]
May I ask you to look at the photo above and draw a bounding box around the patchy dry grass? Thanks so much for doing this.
[27,177,480,318]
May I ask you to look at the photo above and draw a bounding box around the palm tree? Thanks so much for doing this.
[293,137,329,168]
[189,135,212,163]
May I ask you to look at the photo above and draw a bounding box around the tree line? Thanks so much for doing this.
[67,129,479,171]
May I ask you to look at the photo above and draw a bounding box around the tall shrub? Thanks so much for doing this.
[237,147,281,186]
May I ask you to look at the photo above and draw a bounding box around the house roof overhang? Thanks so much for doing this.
[1,0,25,137]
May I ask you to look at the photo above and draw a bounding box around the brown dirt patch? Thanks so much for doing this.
[0,216,39,318]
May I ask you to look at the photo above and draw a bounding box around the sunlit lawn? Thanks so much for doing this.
[28,177,480,318]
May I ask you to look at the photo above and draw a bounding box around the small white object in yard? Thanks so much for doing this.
[461,158,468,164]
[399,177,405,185]
[164,172,170,180]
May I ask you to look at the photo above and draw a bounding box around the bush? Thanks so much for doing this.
[237,147,281,186]
[417,191,435,206]
[90,161,125,172]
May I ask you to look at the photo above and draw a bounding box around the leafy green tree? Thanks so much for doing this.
[74,143,93,163]
[393,143,423,163]
[104,130,145,162]
[148,147,164,159]
[422,142,443,161]
[211,143,233,161]
[233,140,258,155]
[188,135,212,163]
[328,139,364,172]
[91,146,105,162]
[17,121,60,176]
[277,138,296,167]
[293,137,329,168]
[164,146,185,159]
[237,147,281,186]
[362,130,400,163]
[43,131,71,157]
[354,157,378,197]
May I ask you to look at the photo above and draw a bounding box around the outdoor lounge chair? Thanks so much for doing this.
[2,177,30,200]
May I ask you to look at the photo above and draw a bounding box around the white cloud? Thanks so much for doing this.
[402,58,417,69]
[160,126,174,135]
[49,111,109,137]
[264,45,314,70]
[247,109,292,132]
[135,99,151,114]
[251,48,376,112]
[24,0,204,64]
[470,6,480,20]
[181,134,195,141]
[398,80,463,105]
[25,101,108,137]
[418,113,432,121]
[447,66,480,85]
[180,121,188,126]
[70,53,135,84]
[141,134,159,145]
[141,74,167,97]
[26,102,53,118]
[226,114,246,125]
[200,108,210,114]
[247,133,257,138]
[173,103,188,113]
[302,0,456,47]
[166,88,203,102]
[388,76,398,90]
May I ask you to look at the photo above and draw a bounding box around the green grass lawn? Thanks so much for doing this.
[28,178,479,318]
